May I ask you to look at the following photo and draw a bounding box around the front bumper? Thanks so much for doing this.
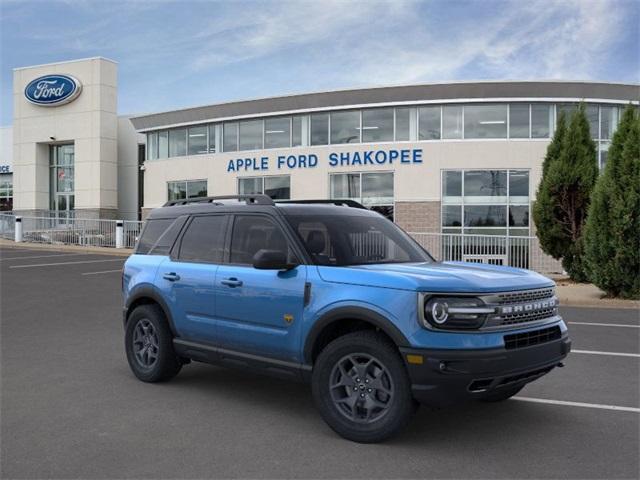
[399,333,571,407]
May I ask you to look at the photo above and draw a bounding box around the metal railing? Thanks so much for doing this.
[2,214,563,274]
[408,232,564,275]
[4,215,144,249]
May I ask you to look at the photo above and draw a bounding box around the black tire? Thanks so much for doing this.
[479,385,524,402]
[312,330,417,443]
[125,304,182,382]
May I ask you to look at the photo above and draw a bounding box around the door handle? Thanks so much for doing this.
[163,272,180,282]
[221,277,243,288]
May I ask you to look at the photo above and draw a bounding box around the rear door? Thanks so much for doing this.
[157,214,228,343]
[214,214,307,361]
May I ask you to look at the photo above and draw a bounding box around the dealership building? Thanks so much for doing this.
[5,57,638,239]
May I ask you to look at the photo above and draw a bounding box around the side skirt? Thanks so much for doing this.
[173,338,312,383]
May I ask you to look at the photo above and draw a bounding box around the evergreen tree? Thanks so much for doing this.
[533,112,567,260]
[584,106,640,298]
[533,104,598,281]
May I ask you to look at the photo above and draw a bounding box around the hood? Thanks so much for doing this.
[316,261,554,293]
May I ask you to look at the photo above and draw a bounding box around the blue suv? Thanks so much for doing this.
[122,195,570,443]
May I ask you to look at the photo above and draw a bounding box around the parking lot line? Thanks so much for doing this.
[513,396,640,413]
[1,253,87,261]
[10,259,124,269]
[82,269,122,275]
[572,349,640,358]
[568,321,640,328]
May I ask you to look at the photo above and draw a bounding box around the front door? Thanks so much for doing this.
[157,214,228,343]
[215,214,307,362]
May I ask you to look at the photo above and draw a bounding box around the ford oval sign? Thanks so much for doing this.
[24,74,82,106]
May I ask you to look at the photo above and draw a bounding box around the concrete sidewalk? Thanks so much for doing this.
[1,239,638,310]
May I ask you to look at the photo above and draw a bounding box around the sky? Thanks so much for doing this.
[0,0,638,126]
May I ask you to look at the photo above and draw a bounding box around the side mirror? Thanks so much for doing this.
[252,249,296,270]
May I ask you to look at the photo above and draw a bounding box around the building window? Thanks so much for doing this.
[419,106,441,140]
[169,128,187,157]
[585,104,599,140]
[238,175,290,200]
[600,106,619,140]
[292,116,303,147]
[264,117,291,149]
[362,108,394,143]
[158,131,168,159]
[330,172,394,220]
[442,169,529,236]
[208,124,217,153]
[147,132,158,160]
[509,104,529,139]
[187,126,208,155]
[310,113,329,145]
[395,107,411,141]
[330,110,360,144]
[50,144,75,216]
[167,180,207,201]
[223,122,239,152]
[0,173,12,211]
[531,104,552,138]
[442,105,463,139]
[464,104,507,139]
[239,119,263,150]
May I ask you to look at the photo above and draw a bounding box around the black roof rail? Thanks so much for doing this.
[163,194,275,207]
[274,199,367,209]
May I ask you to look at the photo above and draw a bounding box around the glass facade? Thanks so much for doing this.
[362,108,394,143]
[464,104,507,139]
[330,110,360,144]
[167,180,207,201]
[442,169,530,236]
[418,106,440,140]
[238,175,290,199]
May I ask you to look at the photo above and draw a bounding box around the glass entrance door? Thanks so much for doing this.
[50,144,75,221]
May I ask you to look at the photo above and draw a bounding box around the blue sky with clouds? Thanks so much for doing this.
[1,0,638,125]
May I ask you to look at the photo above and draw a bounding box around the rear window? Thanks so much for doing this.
[136,217,180,255]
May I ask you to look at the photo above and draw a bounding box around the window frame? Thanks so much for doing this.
[173,213,230,264]
[167,179,208,202]
[440,169,530,237]
[237,175,291,200]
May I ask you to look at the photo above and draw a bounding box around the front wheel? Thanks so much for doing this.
[312,331,417,443]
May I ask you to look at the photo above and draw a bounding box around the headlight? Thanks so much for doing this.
[422,296,495,330]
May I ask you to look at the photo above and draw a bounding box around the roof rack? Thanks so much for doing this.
[275,199,367,209]
[163,194,275,207]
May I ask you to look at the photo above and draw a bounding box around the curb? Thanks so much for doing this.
[0,239,132,257]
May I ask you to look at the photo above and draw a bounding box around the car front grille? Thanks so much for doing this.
[484,287,558,327]
[504,326,562,350]
[496,287,555,305]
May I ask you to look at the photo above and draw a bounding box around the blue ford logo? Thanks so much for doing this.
[24,74,82,106]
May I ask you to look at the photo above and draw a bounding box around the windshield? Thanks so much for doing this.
[286,214,433,266]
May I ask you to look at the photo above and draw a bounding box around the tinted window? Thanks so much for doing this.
[395,107,411,141]
[265,117,291,149]
[362,108,393,142]
[239,120,263,150]
[148,216,188,255]
[310,113,329,145]
[179,215,227,263]
[419,106,440,140]
[509,104,529,138]
[330,111,360,144]
[136,218,175,254]
[188,126,207,155]
[287,214,431,266]
[169,128,187,157]
[464,104,507,139]
[531,104,552,138]
[230,216,292,264]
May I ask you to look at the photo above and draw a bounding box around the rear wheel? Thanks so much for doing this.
[479,385,523,402]
[125,304,182,382]
[312,331,416,443]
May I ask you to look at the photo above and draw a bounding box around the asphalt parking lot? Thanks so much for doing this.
[1,245,638,479]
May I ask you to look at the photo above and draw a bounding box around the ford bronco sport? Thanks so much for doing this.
[122,195,571,443]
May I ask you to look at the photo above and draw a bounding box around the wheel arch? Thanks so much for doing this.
[125,286,177,336]
[303,306,410,365]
